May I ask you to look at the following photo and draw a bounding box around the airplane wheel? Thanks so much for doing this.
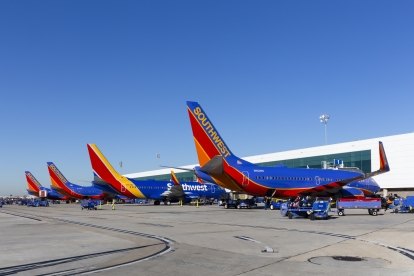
[338,210,344,216]
[288,212,293,219]
[310,213,315,220]
[270,205,274,210]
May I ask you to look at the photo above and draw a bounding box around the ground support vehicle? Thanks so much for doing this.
[280,202,290,216]
[237,199,253,209]
[337,197,381,216]
[309,199,331,220]
[224,199,239,209]
[286,206,313,219]
[270,200,285,210]
[81,200,98,210]
[393,196,414,213]
[27,199,49,207]
[285,199,331,220]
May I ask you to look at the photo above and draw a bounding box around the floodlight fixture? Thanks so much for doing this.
[319,114,330,144]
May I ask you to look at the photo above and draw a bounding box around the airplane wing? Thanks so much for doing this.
[301,142,390,195]
[161,184,184,198]
[165,170,185,198]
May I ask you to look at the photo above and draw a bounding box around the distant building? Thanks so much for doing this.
[125,132,414,196]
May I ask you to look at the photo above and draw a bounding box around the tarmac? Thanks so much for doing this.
[1,203,413,275]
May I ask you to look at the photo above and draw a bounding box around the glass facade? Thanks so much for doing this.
[136,171,196,182]
[260,150,371,172]
[133,150,372,181]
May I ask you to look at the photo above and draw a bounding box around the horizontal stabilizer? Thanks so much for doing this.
[200,156,224,175]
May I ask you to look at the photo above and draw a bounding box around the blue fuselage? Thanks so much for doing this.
[200,156,380,198]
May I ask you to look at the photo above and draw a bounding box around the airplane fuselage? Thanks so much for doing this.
[208,157,380,198]
[99,178,225,201]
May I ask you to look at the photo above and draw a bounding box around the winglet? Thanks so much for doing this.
[170,170,181,186]
[364,141,390,178]
[196,176,205,184]
[379,141,390,172]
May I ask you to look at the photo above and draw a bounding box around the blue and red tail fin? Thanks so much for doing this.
[25,171,42,194]
[187,101,244,192]
[87,144,145,198]
[47,162,70,190]
[187,101,234,167]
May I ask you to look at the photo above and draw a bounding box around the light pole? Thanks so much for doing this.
[319,114,330,145]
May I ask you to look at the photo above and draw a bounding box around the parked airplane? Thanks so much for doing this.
[25,171,69,200]
[47,162,112,200]
[169,170,226,201]
[87,144,226,204]
[186,101,389,198]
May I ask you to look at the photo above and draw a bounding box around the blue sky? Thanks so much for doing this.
[1,1,413,195]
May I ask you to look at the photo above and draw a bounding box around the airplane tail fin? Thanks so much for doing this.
[87,144,125,184]
[47,162,70,190]
[186,101,234,167]
[87,144,145,198]
[25,171,42,193]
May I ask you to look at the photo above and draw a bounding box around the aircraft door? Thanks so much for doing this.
[242,171,249,187]
[315,176,321,186]
[121,183,126,193]
[211,184,215,193]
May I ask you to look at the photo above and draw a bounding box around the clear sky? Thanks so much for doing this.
[1,1,413,196]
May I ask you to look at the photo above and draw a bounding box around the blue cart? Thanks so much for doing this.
[285,198,331,220]
[81,199,98,210]
[309,200,331,220]
[337,198,381,216]
[393,196,414,213]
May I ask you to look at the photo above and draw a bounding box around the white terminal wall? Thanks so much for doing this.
[125,132,414,190]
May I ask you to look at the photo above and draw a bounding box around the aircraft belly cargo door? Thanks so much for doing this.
[242,171,249,187]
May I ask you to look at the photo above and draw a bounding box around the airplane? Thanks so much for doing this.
[186,101,390,198]
[25,171,69,200]
[47,162,113,200]
[86,143,226,204]
[169,170,226,202]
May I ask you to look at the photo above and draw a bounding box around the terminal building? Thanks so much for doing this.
[125,132,414,196]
